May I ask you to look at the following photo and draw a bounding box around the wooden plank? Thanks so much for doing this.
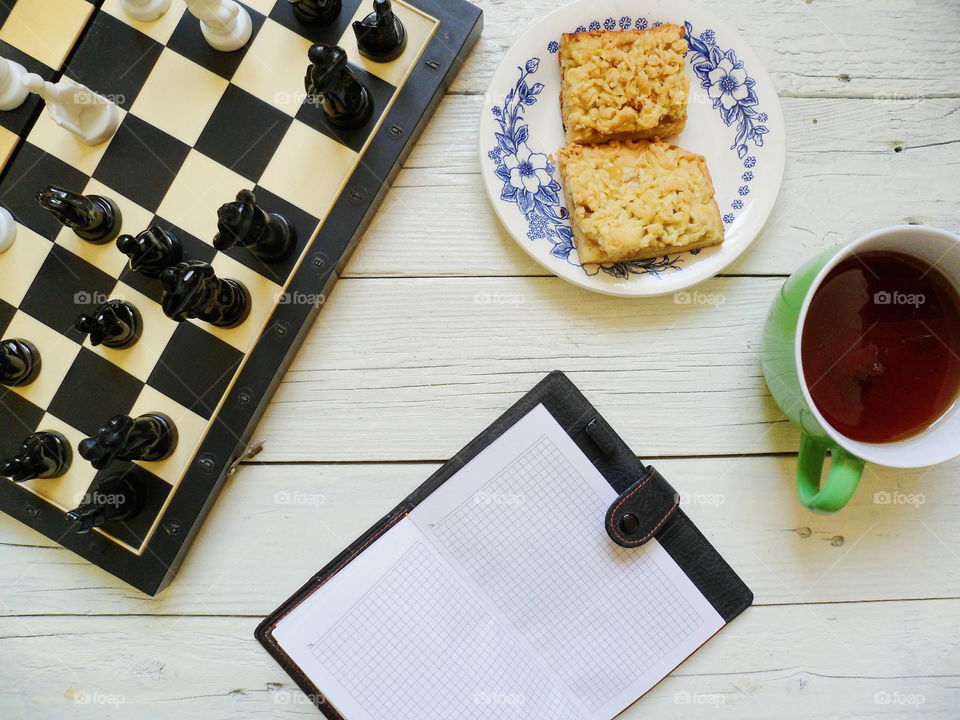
[344,95,960,279]
[0,457,955,615]
[260,275,793,461]
[456,0,960,98]
[0,599,956,718]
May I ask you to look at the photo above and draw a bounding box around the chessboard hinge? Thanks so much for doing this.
[227,440,266,477]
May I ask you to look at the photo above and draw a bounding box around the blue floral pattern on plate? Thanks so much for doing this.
[487,18,770,280]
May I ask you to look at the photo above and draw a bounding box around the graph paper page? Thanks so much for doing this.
[272,517,584,720]
[412,404,725,719]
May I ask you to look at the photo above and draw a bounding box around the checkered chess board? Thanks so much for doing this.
[0,0,481,594]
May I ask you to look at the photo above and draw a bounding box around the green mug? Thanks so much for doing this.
[762,225,960,513]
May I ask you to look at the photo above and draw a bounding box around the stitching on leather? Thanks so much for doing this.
[607,468,678,545]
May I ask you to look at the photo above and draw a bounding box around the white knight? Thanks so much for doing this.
[183,0,252,52]
[22,74,120,146]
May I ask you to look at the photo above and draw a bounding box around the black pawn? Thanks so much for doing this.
[79,413,178,470]
[160,260,250,328]
[0,338,41,387]
[35,185,121,244]
[1,431,72,483]
[290,0,341,26]
[305,43,373,129]
[117,226,183,278]
[74,299,142,349]
[353,0,406,62]
[65,473,140,533]
[214,190,295,263]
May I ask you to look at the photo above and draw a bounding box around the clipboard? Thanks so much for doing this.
[256,370,753,718]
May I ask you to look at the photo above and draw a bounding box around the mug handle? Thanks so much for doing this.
[796,434,865,512]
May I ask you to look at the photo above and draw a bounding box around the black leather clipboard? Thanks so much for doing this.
[256,370,753,718]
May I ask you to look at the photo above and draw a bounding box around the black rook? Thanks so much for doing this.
[353,0,406,62]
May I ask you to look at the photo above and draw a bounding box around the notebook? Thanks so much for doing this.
[257,372,752,719]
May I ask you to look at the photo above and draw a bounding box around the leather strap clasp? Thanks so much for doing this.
[605,466,679,548]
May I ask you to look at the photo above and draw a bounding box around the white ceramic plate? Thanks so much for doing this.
[479,0,786,297]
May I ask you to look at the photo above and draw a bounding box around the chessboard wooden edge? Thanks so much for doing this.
[0,0,483,596]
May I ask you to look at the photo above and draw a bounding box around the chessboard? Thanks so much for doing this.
[0,0,481,595]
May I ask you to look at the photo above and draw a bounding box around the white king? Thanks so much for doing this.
[22,74,120,146]
[183,0,253,52]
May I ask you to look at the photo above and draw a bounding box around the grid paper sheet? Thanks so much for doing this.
[272,518,582,720]
[414,404,725,718]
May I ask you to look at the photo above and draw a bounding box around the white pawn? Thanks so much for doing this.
[0,56,29,111]
[120,0,172,22]
[183,0,252,52]
[22,74,120,146]
[0,206,16,253]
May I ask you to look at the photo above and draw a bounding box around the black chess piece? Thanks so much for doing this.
[353,0,406,62]
[1,431,72,483]
[74,299,142,349]
[78,413,178,471]
[160,260,251,328]
[305,43,373,129]
[289,0,341,26]
[214,190,295,263]
[35,185,121,244]
[0,338,41,387]
[117,226,184,278]
[65,472,140,533]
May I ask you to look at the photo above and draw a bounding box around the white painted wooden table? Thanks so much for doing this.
[2,1,959,717]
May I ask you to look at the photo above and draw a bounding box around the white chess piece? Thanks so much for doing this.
[183,0,252,52]
[0,56,29,111]
[22,74,120,146]
[0,206,16,253]
[120,0,172,21]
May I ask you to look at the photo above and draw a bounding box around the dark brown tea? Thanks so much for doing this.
[801,251,960,443]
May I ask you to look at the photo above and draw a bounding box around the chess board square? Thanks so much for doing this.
[0,392,45,461]
[269,0,363,47]
[336,0,437,87]
[93,114,191,212]
[156,150,248,245]
[295,63,395,153]
[129,384,208,489]
[19,413,97,514]
[49,347,144,437]
[259,119,358,220]
[0,0,94,70]
[54,178,155,278]
[1,310,82,410]
[0,126,17,171]
[84,283,178,383]
[25,103,122,176]
[130,49,229,146]
[228,185,319,282]
[101,0,185,45]
[0,38,56,138]
[86,462,173,550]
[232,18,313,117]
[195,85,293,183]
[67,10,165,112]
[118,217,217,304]
[20,244,118,339]
[204,251,282,352]
[0,224,51,307]
[148,322,243,419]
[0,143,91,239]
[0,298,15,335]
[167,3,266,81]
